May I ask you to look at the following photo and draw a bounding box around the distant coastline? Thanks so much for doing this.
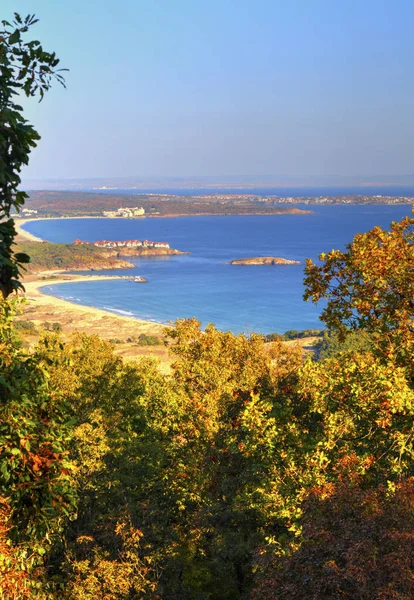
[15,189,413,225]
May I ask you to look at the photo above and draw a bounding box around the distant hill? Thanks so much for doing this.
[21,190,312,218]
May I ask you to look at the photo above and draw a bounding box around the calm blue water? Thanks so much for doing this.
[23,205,412,334]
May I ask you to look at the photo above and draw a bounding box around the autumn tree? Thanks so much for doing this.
[0,301,77,598]
[299,350,414,483]
[252,477,414,600]
[34,320,306,598]
[303,215,414,371]
[0,13,66,296]
[0,14,74,598]
[151,319,306,597]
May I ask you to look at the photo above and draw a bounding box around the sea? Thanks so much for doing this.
[23,203,412,335]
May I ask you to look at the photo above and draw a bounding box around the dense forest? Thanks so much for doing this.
[2,211,414,599]
[1,14,414,600]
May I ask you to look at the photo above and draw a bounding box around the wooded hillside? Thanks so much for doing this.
[2,215,413,599]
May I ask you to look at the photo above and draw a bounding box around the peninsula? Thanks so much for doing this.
[16,190,314,218]
[13,189,414,222]
[15,238,187,274]
[229,257,301,266]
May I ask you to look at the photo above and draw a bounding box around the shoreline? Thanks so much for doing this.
[20,272,172,369]
[19,272,317,368]
[15,220,177,334]
[15,218,46,241]
[15,209,314,242]
[23,273,165,329]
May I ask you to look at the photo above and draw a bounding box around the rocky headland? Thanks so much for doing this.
[229,257,301,266]
[15,240,188,274]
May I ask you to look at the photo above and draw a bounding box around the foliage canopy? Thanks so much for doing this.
[304,215,414,369]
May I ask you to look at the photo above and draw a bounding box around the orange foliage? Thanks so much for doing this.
[0,498,30,600]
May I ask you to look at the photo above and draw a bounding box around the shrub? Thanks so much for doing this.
[14,320,37,334]
[137,334,161,346]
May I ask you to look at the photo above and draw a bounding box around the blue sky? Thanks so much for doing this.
[5,0,414,181]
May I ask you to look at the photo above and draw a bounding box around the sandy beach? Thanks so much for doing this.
[15,217,47,242]
[23,274,165,339]
[19,273,172,369]
[13,216,173,368]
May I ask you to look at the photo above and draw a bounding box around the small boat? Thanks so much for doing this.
[134,276,147,283]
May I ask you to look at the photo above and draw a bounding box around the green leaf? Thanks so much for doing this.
[8,30,21,44]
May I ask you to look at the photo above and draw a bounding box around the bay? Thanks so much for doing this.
[23,204,412,334]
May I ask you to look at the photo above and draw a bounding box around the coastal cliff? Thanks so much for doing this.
[229,257,301,266]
